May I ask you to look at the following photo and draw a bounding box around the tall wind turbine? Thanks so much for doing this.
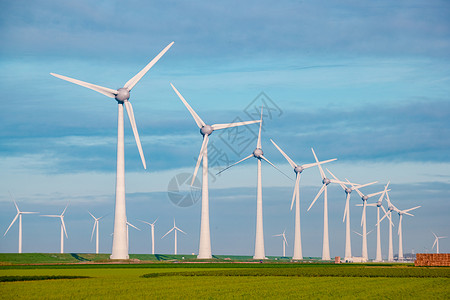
[126,221,140,253]
[217,108,290,260]
[307,148,344,261]
[432,232,447,254]
[273,230,288,257]
[170,84,260,259]
[4,195,38,254]
[352,184,387,261]
[88,211,106,254]
[51,42,174,259]
[161,219,186,255]
[139,218,158,255]
[395,205,420,260]
[42,204,69,253]
[366,182,391,262]
[377,191,396,261]
[270,140,336,260]
[326,169,376,261]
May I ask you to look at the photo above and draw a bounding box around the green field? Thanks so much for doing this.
[1,254,449,299]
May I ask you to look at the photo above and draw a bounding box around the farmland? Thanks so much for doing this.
[0,254,449,299]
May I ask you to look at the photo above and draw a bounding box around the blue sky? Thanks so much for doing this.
[0,1,449,257]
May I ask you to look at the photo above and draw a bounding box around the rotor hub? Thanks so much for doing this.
[200,125,213,136]
[345,188,352,194]
[115,88,130,102]
[389,205,394,211]
[253,148,263,158]
[323,178,331,185]
[362,195,369,201]
[377,201,382,207]
[294,166,304,173]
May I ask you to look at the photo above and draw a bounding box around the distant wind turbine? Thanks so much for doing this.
[217,107,291,260]
[395,205,420,261]
[51,42,174,259]
[161,219,186,255]
[88,211,107,254]
[432,232,447,254]
[126,221,141,253]
[273,230,288,257]
[4,193,38,254]
[270,139,336,260]
[138,218,158,255]
[42,204,69,253]
[170,84,260,259]
[377,191,396,261]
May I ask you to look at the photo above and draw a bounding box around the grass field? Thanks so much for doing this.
[0,254,449,299]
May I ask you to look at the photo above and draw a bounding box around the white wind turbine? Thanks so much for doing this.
[376,191,396,261]
[270,140,336,260]
[273,230,288,257]
[4,195,38,254]
[161,219,186,255]
[217,108,290,260]
[366,182,391,262]
[432,232,447,254]
[326,169,377,261]
[307,148,347,261]
[42,204,69,254]
[170,84,260,259]
[138,218,158,255]
[126,221,140,253]
[88,211,107,254]
[394,205,420,261]
[51,42,174,259]
[352,184,387,261]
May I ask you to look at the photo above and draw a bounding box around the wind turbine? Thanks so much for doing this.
[42,204,69,253]
[88,211,107,254]
[51,42,174,259]
[126,221,140,253]
[170,84,260,259]
[138,218,158,255]
[352,183,387,261]
[273,230,288,257]
[365,182,391,262]
[326,169,377,261]
[4,195,38,254]
[217,108,290,260]
[270,140,336,260]
[432,232,447,254]
[377,191,396,261]
[307,148,346,261]
[161,219,186,255]
[395,205,420,261]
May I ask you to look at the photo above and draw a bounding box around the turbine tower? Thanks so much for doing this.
[51,42,174,259]
[170,84,260,259]
[273,230,288,257]
[161,219,186,255]
[88,211,106,254]
[139,218,158,255]
[307,148,344,261]
[432,232,447,254]
[4,195,38,254]
[352,184,386,261]
[326,169,376,261]
[270,140,336,260]
[217,108,290,260]
[42,204,69,253]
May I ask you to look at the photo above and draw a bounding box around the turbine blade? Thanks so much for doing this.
[308,184,326,211]
[270,139,297,169]
[348,179,364,198]
[176,227,187,235]
[127,222,141,231]
[211,120,260,131]
[216,154,253,175]
[352,181,378,191]
[311,148,325,179]
[90,221,97,242]
[170,83,205,128]
[404,206,421,213]
[124,42,174,91]
[432,239,437,249]
[326,168,347,191]
[61,217,68,238]
[41,215,60,218]
[367,190,389,198]
[4,214,19,236]
[61,203,69,216]
[257,107,263,149]
[361,202,366,227]
[290,174,300,211]
[302,158,337,169]
[343,193,350,223]
[260,155,293,181]
[152,217,159,225]
[138,219,152,226]
[353,230,363,237]
[161,227,174,239]
[50,73,117,98]
[124,101,146,169]
[191,134,209,186]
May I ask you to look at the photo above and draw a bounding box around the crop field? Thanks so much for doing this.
[0,254,449,299]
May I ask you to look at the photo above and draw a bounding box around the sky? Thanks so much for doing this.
[0,0,449,258]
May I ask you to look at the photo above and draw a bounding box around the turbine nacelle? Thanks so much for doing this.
[253,148,263,158]
[200,125,213,136]
[294,165,304,173]
[345,187,352,194]
[362,195,369,201]
[388,205,395,211]
[377,200,382,207]
[115,88,130,102]
[322,178,331,185]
